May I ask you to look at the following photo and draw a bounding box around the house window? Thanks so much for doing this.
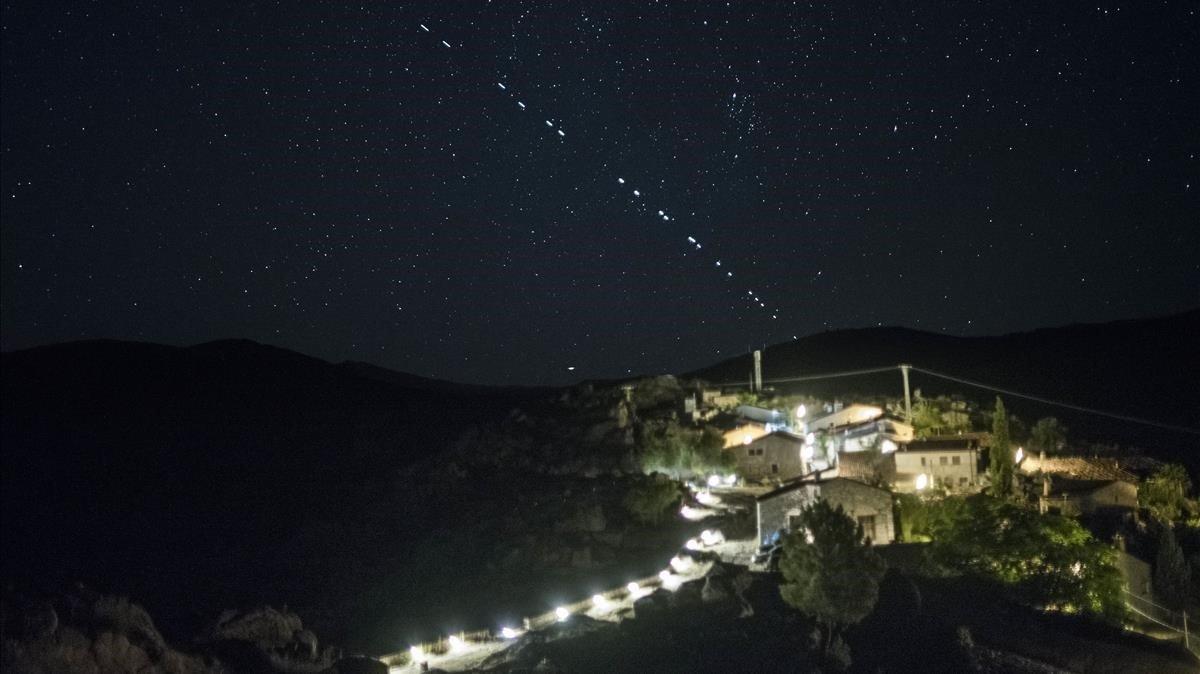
[771,463,780,473]
[952,456,961,466]
[939,456,949,466]
[857,515,876,543]
[920,457,926,466]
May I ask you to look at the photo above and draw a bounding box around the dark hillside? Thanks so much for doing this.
[0,339,544,644]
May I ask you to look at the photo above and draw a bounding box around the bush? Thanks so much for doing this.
[622,479,681,525]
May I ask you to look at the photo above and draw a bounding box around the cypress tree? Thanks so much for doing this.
[988,397,1014,498]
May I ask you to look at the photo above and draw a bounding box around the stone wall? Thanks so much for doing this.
[736,433,806,482]
[757,478,895,545]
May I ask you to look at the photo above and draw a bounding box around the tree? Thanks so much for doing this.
[1154,524,1191,609]
[911,398,945,438]
[639,421,734,479]
[1141,464,1193,523]
[779,500,886,665]
[1030,417,1068,456]
[986,397,1014,498]
[622,478,681,525]
[929,495,1124,621]
[859,435,890,488]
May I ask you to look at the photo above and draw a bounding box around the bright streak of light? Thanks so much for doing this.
[447,635,465,650]
[500,627,520,639]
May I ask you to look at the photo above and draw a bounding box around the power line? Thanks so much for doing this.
[707,359,1199,436]
[712,365,900,388]
[910,367,1200,436]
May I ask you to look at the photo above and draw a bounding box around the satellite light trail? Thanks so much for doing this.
[415,20,782,322]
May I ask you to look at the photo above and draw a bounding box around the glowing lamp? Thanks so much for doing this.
[500,627,519,639]
[592,594,608,608]
[684,538,701,551]
[915,473,929,491]
[707,475,721,488]
[409,646,423,662]
[796,404,807,419]
[626,582,640,593]
[658,569,671,582]
[555,606,570,621]
[1015,447,1025,463]
[742,434,753,445]
[448,635,465,650]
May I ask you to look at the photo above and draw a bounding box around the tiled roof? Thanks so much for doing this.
[1020,455,1136,482]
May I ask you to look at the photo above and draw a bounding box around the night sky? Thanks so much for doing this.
[2,2,1197,385]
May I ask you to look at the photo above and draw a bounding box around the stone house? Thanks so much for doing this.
[808,403,883,431]
[893,436,983,493]
[732,431,809,482]
[1038,477,1138,516]
[831,415,915,454]
[756,476,895,546]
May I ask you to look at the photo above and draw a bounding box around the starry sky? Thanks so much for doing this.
[2,2,1197,385]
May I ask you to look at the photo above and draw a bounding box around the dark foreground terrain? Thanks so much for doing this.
[3,312,1198,666]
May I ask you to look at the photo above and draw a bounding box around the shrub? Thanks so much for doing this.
[622,479,681,525]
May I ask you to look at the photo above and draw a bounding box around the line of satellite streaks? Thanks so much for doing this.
[418,21,781,323]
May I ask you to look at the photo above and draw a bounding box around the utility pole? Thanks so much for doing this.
[900,364,912,421]
[753,350,763,393]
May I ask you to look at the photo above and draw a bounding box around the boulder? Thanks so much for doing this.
[668,579,704,610]
[294,628,319,660]
[633,589,671,621]
[701,576,733,605]
[203,605,303,651]
[20,601,58,639]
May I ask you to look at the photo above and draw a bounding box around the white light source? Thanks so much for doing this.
[592,594,608,609]
[669,555,695,574]
[700,529,725,546]
[805,433,815,446]
[555,606,570,621]
[658,569,671,582]
[500,627,519,639]
[915,473,929,491]
[742,434,753,445]
[707,475,721,488]
[410,646,423,662]
[1015,447,1025,463]
[626,581,641,593]
[882,439,897,453]
[724,474,737,486]
[684,538,701,551]
[796,404,807,419]
[448,635,465,650]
